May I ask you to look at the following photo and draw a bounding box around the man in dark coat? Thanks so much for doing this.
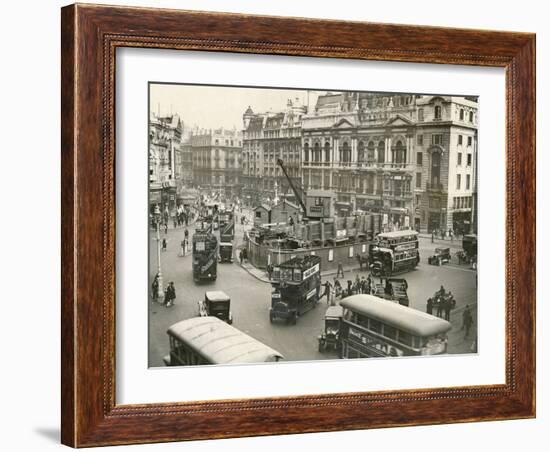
[165,282,176,307]
[426,297,433,315]
[462,305,474,339]
[152,274,159,301]
[336,261,344,278]
[322,280,332,305]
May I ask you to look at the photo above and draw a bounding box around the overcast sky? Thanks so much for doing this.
[150,83,322,130]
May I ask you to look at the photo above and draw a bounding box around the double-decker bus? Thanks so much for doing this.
[269,255,321,325]
[164,316,284,366]
[339,294,451,358]
[369,230,420,276]
[192,229,218,282]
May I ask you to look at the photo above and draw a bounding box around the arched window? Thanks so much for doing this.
[357,141,365,163]
[367,141,375,163]
[431,151,441,187]
[304,142,309,162]
[314,142,321,162]
[377,141,385,163]
[434,105,442,120]
[459,109,464,120]
[393,140,406,164]
[341,142,351,163]
[324,142,331,162]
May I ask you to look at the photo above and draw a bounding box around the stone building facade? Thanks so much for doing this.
[300,92,478,233]
[179,140,193,187]
[414,96,478,234]
[190,128,243,198]
[242,98,306,205]
[148,113,183,212]
[301,92,417,229]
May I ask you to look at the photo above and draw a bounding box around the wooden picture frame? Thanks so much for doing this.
[61,3,535,447]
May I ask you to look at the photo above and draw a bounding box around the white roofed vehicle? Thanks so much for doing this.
[339,295,451,358]
[164,317,284,366]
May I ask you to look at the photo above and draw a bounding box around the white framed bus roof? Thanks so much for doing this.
[167,317,284,364]
[377,230,419,238]
[340,295,451,337]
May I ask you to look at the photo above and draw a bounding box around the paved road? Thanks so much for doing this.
[148,214,337,367]
[148,213,477,366]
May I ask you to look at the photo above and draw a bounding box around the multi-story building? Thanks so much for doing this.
[190,128,243,198]
[300,92,478,233]
[149,112,183,212]
[179,140,194,187]
[301,92,417,228]
[242,98,306,205]
[414,96,478,234]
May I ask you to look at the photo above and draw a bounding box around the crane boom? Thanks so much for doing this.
[276,158,307,215]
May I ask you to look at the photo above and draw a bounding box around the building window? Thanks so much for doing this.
[418,108,424,122]
[367,141,375,162]
[457,152,462,166]
[469,111,474,122]
[377,141,385,163]
[341,142,351,163]
[466,174,471,190]
[314,142,321,162]
[459,109,464,120]
[432,134,443,145]
[358,141,365,162]
[417,152,423,166]
[467,136,473,146]
[324,142,331,162]
[434,105,442,119]
[393,140,406,164]
[458,135,463,145]
[417,134,423,145]
[456,174,461,190]
[416,173,422,188]
[431,152,441,186]
[467,153,472,166]
[304,142,309,162]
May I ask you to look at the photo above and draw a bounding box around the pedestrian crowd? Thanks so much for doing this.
[320,273,375,306]
[426,285,456,321]
[151,274,176,308]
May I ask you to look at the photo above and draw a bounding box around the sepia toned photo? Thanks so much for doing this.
[148,83,478,367]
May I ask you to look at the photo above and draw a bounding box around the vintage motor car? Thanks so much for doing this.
[198,290,233,324]
[318,305,343,352]
[428,247,451,266]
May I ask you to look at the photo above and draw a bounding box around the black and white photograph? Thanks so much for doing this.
[148,83,479,367]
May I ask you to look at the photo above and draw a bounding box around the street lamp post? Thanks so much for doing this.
[154,204,164,300]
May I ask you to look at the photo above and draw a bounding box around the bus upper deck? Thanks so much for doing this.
[166,316,284,366]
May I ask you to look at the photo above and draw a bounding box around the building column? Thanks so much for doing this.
[385,137,393,163]
[351,137,357,163]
